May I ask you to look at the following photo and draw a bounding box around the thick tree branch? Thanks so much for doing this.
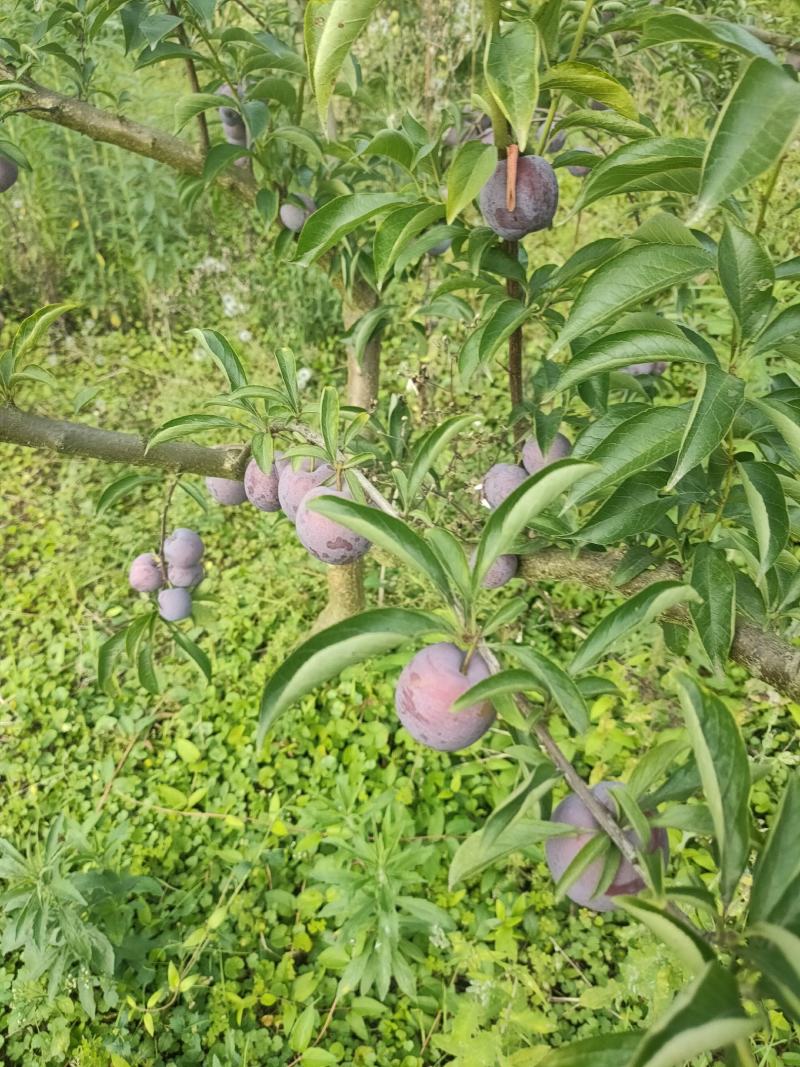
[521,550,800,703]
[0,60,255,201]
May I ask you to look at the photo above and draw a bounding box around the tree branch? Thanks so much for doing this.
[0,60,255,201]
[520,549,800,703]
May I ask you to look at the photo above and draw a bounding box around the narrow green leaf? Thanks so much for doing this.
[510,646,590,733]
[319,385,339,458]
[484,21,540,152]
[452,669,543,712]
[188,328,248,392]
[539,61,637,120]
[536,1033,641,1067]
[373,203,445,286]
[11,302,76,361]
[738,461,789,576]
[689,544,736,669]
[480,765,562,853]
[296,193,411,265]
[627,739,691,800]
[745,922,800,1019]
[668,365,743,488]
[172,629,212,682]
[571,582,700,675]
[572,138,704,213]
[749,771,800,932]
[555,834,610,902]
[137,641,160,696]
[718,220,774,341]
[751,396,800,468]
[551,244,713,355]
[617,898,716,975]
[404,414,473,509]
[97,631,126,691]
[449,813,570,888]
[691,58,800,222]
[635,12,777,61]
[96,473,159,515]
[174,92,234,132]
[147,414,242,449]
[304,0,382,126]
[752,303,800,356]
[445,141,497,224]
[675,675,750,903]
[628,962,756,1067]
[258,608,444,745]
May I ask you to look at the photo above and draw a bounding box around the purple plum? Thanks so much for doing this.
[626,361,668,377]
[0,156,19,193]
[129,553,164,593]
[167,563,204,588]
[394,642,496,751]
[295,486,371,565]
[244,456,282,512]
[521,433,572,475]
[479,156,559,240]
[483,463,527,508]
[163,528,204,567]
[278,460,334,522]
[158,587,192,622]
[206,476,247,506]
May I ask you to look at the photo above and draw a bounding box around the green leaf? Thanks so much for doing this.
[575,475,674,545]
[746,922,800,1020]
[635,12,777,61]
[627,739,691,800]
[296,193,411,265]
[172,629,212,683]
[565,405,687,507]
[628,962,756,1067]
[319,385,339,457]
[307,497,452,600]
[174,92,234,133]
[738,461,789,577]
[551,327,712,397]
[539,62,638,121]
[484,20,539,152]
[452,669,544,712]
[97,630,127,692]
[137,641,160,696]
[96,472,159,515]
[346,306,390,367]
[478,764,562,852]
[691,58,800,222]
[147,414,242,449]
[571,582,700,675]
[373,203,445,287]
[404,414,473,510]
[258,608,444,745]
[203,143,248,184]
[554,833,610,902]
[550,245,713,355]
[572,138,704,213]
[472,460,596,589]
[449,814,573,889]
[667,365,744,488]
[752,303,800,356]
[718,220,774,342]
[275,348,300,412]
[617,898,716,976]
[749,771,800,932]
[267,125,323,161]
[187,328,248,391]
[674,675,750,903]
[510,646,590,734]
[689,545,736,670]
[751,396,800,468]
[536,1033,641,1067]
[139,12,182,48]
[445,141,497,224]
[11,302,76,361]
[555,108,654,141]
[459,299,530,385]
[304,0,381,125]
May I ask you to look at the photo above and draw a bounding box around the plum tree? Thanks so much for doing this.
[295,487,371,565]
[479,156,558,239]
[206,475,247,505]
[157,587,192,622]
[278,460,334,521]
[167,563,204,588]
[244,455,282,512]
[128,552,163,593]
[522,433,572,474]
[394,642,495,751]
[0,154,18,192]
[163,528,204,567]
[545,782,669,911]
[483,462,527,507]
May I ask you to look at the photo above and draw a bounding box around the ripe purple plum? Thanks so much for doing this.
[206,475,248,506]
[589,99,610,111]
[626,361,668,377]
[129,553,164,593]
[244,456,282,512]
[567,148,596,177]
[279,194,316,232]
[395,642,495,751]
[521,433,572,475]
[481,553,519,589]
[479,156,558,240]
[295,487,371,565]
[167,563,204,588]
[0,155,19,193]
[278,460,334,522]
[163,528,204,567]
[483,463,527,508]
[545,782,669,912]
[536,123,566,153]
[158,587,192,622]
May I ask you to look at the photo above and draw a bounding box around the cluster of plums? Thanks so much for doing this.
[395,639,665,909]
[0,155,19,193]
[205,453,372,566]
[128,527,205,621]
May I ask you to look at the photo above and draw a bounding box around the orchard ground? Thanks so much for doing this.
[1,324,797,1066]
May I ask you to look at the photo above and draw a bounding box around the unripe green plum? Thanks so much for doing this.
[129,552,164,593]
[0,155,19,193]
[158,587,192,622]
[278,460,334,522]
[295,487,371,565]
[545,782,669,911]
[394,642,495,751]
[163,528,204,567]
[479,156,558,240]
[206,476,247,505]
[483,462,527,508]
[244,456,282,512]
[167,563,204,588]
[521,433,571,475]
